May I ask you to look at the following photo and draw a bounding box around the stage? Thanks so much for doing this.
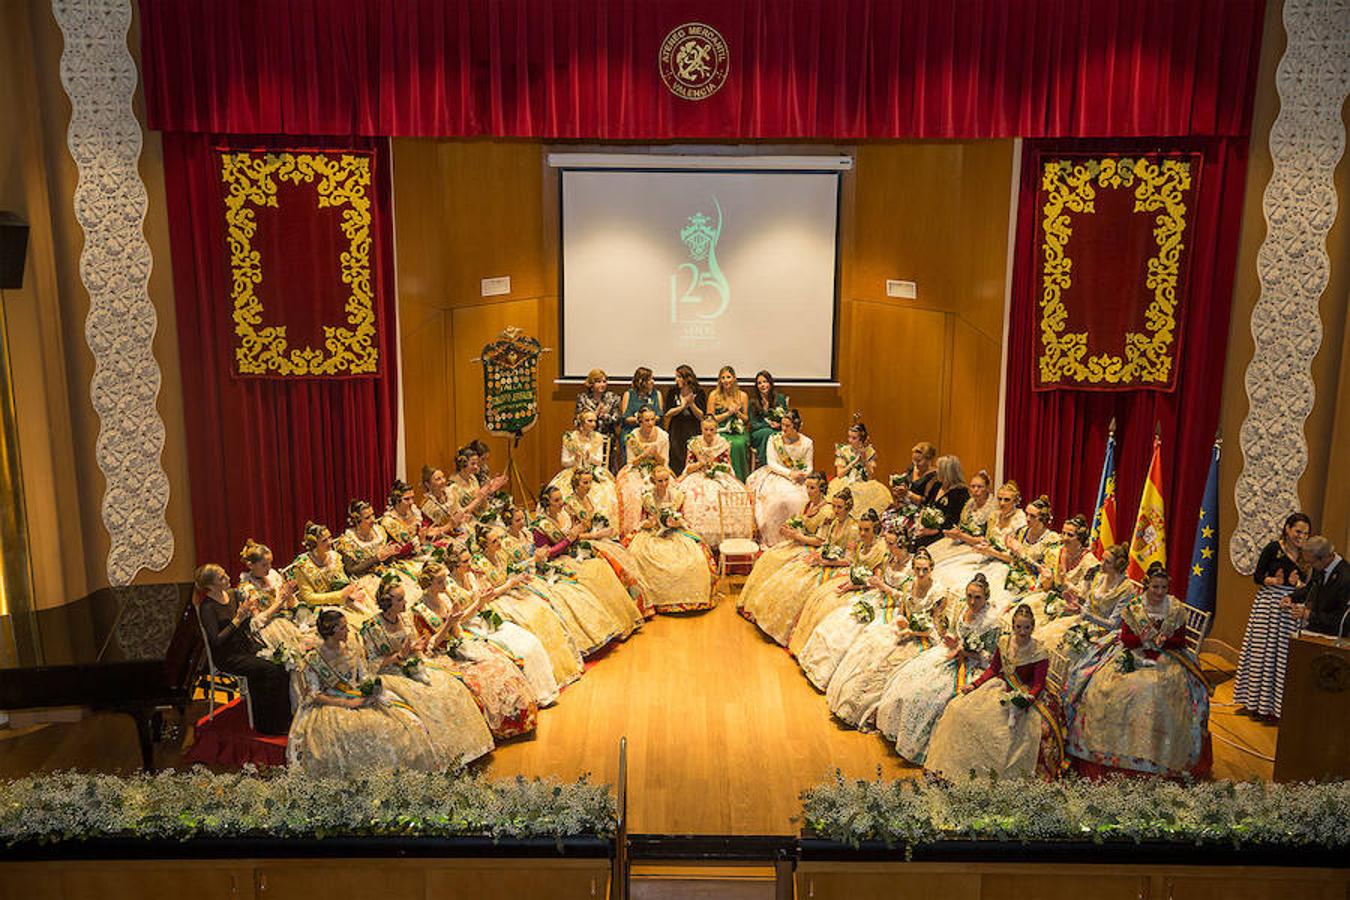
[0,581,1276,837]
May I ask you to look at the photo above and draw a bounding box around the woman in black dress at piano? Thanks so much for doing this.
[194,563,294,735]
[663,364,707,476]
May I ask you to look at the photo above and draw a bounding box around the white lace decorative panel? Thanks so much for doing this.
[53,0,174,584]
[1233,0,1350,574]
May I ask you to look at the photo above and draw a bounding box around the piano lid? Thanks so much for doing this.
[7,583,196,668]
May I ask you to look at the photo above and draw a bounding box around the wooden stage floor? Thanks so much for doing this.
[0,583,1276,836]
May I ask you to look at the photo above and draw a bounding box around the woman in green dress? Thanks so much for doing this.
[708,365,751,480]
[747,370,790,468]
[619,367,663,463]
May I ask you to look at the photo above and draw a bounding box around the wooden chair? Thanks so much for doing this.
[1046,643,1070,699]
[1182,603,1212,656]
[716,491,760,592]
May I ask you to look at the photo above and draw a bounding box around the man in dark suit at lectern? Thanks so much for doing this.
[1288,536,1350,638]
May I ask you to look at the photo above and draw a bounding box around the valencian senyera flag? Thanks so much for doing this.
[1127,435,1167,582]
[1089,424,1119,558]
[1185,439,1221,634]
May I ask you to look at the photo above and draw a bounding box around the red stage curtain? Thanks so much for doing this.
[163,133,400,569]
[1003,138,1248,588]
[137,0,1265,140]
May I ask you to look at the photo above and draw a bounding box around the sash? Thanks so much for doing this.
[304,650,417,716]
[1164,647,1214,696]
[1005,665,1067,774]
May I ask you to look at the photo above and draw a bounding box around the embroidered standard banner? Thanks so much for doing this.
[1034,153,1199,392]
[480,328,543,436]
[220,149,380,377]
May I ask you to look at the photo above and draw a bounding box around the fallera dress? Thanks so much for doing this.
[616,427,671,535]
[1063,594,1212,778]
[743,514,859,647]
[875,599,1002,764]
[678,433,753,547]
[799,553,910,690]
[788,534,890,658]
[828,443,891,518]
[548,430,621,524]
[737,497,833,621]
[625,486,718,613]
[826,577,950,730]
[745,432,814,546]
[926,634,1065,781]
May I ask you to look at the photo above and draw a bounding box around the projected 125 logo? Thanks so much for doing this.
[671,197,730,345]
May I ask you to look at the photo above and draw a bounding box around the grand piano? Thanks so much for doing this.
[0,583,203,770]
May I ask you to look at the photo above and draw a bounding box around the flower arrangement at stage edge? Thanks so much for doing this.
[1062,622,1094,657]
[851,599,877,624]
[0,769,617,845]
[849,564,873,587]
[918,506,945,531]
[800,770,1350,855]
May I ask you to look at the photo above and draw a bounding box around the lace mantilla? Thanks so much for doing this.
[53,0,174,584]
[1233,0,1350,574]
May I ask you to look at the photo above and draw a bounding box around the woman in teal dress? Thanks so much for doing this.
[708,365,752,480]
[747,370,790,468]
[619,366,663,464]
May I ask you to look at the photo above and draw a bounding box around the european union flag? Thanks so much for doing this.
[1185,439,1221,633]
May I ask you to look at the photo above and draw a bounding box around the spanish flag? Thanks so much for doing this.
[1127,435,1167,582]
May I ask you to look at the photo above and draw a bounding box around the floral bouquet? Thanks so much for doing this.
[657,506,683,531]
[820,544,846,562]
[888,472,911,490]
[918,506,945,531]
[291,604,316,629]
[400,656,431,685]
[572,539,595,561]
[770,405,790,424]
[262,642,298,670]
[536,559,567,584]
[1116,649,1137,674]
[959,516,988,538]
[1062,621,1093,656]
[705,461,732,479]
[358,676,384,698]
[961,630,987,656]
[1042,587,1066,619]
[906,610,933,634]
[478,608,504,631]
[590,512,610,531]
[784,515,806,532]
[1000,688,1034,710]
[723,417,745,435]
[506,558,535,577]
[848,564,873,587]
[850,599,876,624]
[785,454,808,472]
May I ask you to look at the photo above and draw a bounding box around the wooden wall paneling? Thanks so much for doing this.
[847,299,950,474]
[978,873,1147,900]
[254,863,425,898]
[796,870,980,900]
[0,863,64,900]
[945,316,1003,472]
[954,140,1017,342]
[1159,873,1345,900]
[424,862,610,900]
[57,864,252,900]
[398,302,454,476]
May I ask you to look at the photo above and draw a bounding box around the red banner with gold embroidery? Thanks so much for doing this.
[1033,152,1200,392]
[220,149,380,378]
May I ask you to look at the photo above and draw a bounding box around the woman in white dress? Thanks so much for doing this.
[827,548,949,730]
[548,409,620,524]
[626,466,717,613]
[746,409,814,546]
[616,407,670,535]
[876,572,1002,764]
[799,522,908,689]
[929,479,1021,607]
[680,415,753,546]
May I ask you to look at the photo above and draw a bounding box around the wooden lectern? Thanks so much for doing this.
[1273,633,1350,782]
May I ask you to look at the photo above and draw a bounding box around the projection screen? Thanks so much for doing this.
[559,166,841,382]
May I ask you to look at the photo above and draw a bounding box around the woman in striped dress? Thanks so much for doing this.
[1232,513,1311,719]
